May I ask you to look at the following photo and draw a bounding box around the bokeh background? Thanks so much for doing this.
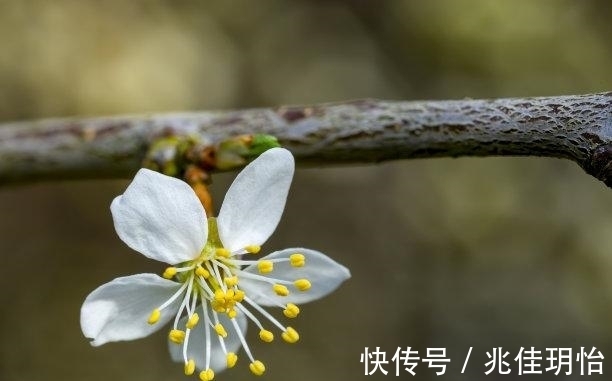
[1,1,612,380]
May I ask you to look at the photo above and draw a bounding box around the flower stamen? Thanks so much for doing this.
[148,309,161,324]
[233,269,293,285]
[214,323,228,338]
[147,279,191,325]
[163,264,196,279]
[199,368,215,381]
[182,324,192,363]
[233,289,245,302]
[196,266,210,279]
[203,301,212,371]
[259,329,274,343]
[196,277,215,300]
[163,267,178,279]
[290,253,305,267]
[181,294,198,367]
[184,359,196,376]
[273,284,289,296]
[208,306,227,341]
[249,360,266,376]
[186,313,200,329]
[243,296,287,332]
[257,260,274,273]
[229,313,267,376]
[281,327,300,344]
[173,274,195,329]
[224,276,239,287]
[245,245,261,254]
[208,262,226,291]
[283,303,300,318]
[169,329,186,344]
[294,278,311,291]
[235,303,276,344]
[226,352,238,368]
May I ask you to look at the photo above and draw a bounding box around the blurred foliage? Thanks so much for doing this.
[1,1,612,380]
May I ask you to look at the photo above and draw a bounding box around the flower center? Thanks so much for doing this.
[147,217,311,379]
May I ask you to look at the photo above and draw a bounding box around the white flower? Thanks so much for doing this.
[80,148,351,379]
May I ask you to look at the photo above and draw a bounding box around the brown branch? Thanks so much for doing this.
[1,92,612,185]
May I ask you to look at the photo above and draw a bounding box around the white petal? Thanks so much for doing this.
[217,148,294,252]
[239,248,350,305]
[111,168,208,264]
[80,274,183,346]
[169,311,248,372]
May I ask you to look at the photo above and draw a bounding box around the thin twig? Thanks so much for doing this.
[1,92,612,185]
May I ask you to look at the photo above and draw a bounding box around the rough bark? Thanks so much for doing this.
[1,92,612,185]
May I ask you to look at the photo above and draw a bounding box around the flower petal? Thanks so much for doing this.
[169,311,248,372]
[80,273,183,346]
[240,248,350,305]
[111,168,208,264]
[217,148,294,252]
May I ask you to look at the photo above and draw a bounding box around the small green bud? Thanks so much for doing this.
[247,134,281,157]
[143,135,199,175]
[216,134,281,170]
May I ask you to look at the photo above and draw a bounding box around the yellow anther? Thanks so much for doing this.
[184,359,196,376]
[259,329,274,342]
[283,303,300,318]
[245,245,261,254]
[233,289,245,302]
[186,313,200,329]
[214,290,225,302]
[294,279,311,291]
[147,309,161,324]
[211,301,225,313]
[227,309,237,319]
[290,253,305,267]
[257,260,274,274]
[214,323,228,338]
[162,267,177,279]
[249,360,266,376]
[273,284,290,296]
[225,289,235,300]
[195,266,210,279]
[168,329,186,344]
[224,276,239,287]
[282,327,300,343]
[226,352,238,368]
[215,248,231,258]
[199,368,215,381]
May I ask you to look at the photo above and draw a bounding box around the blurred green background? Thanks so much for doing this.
[1,1,612,380]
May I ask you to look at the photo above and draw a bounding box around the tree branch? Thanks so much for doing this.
[1,92,612,185]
